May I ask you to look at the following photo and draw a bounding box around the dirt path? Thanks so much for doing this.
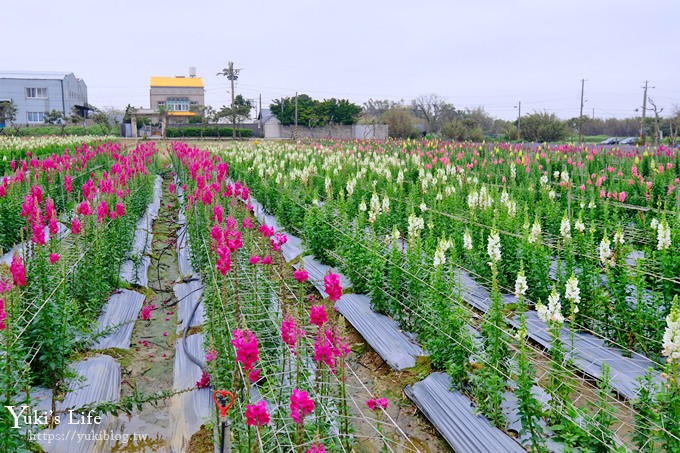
[108,167,185,452]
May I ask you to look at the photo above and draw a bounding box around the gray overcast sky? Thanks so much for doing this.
[4,0,679,120]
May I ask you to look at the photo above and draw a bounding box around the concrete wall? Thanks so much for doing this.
[267,124,388,140]
[0,74,88,124]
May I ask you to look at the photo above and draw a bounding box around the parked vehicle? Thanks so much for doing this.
[618,137,637,145]
[599,137,622,145]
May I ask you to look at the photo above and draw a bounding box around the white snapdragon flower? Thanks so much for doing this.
[507,200,517,218]
[650,218,659,230]
[529,221,542,244]
[463,230,473,250]
[560,217,571,239]
[381,195,390,213]
[657,220,672,250]
[537,288,564,325]
[548,190,556,200]
[574,218,585,233]
[500,191,509,205]
[662,297,680,362]
[614,230,625,245]
[565,275,580,312]
[598,234,613,266]
[419,202,428,212]
[358,200,367,212]
[487,230,501,264]
[510,162,517,179]
[540,175,548,186]
[407,214,424,239]
[514,271,528,298]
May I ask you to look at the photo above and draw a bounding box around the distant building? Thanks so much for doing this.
[150,69,204,124]
[0,71,88,124]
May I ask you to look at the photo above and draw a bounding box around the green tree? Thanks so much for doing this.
[381,107,417,138]
[0,100,17,134]
[318,98,362,125]
[217,95,252,130]
[270,94,317,126]
[519,112,568,142]
[44,109,67,135]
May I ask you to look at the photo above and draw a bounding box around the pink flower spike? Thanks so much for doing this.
[309,305,328,327]
[71,217,81,234]
[306,443,327,453]
[294,268,309,283]
[163,331,168,336]
[205,349,218,362]
[249,255,261,265]
[262,256,272,265]
[49,253,60,264]
[245,401,270,427]
[289,389,315,424]
[10,255,26,287]
[324,272,342,301]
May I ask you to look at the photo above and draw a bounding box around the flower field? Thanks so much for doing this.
[1,138,679,452]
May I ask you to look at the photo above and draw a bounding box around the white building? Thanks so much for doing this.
[0,71,88,125]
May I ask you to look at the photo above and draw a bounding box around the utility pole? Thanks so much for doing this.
[640,80,651,145]
[578,78,586,143]
[294,92,298,141]
[217,62,241,139]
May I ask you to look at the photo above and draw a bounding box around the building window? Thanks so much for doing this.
[25,88,48,99]
[27,112,45,123]
[166,98,190,111]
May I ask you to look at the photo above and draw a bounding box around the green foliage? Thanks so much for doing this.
[270,95,362,127]
[519,112,568,142]
[380,107,418,139]
[165,126,252,138]
[515,315,547,452]
[633,368,658,452]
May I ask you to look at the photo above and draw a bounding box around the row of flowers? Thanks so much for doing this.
[171,142,393,452]
[216,139,679,452]
[0,141,159,452]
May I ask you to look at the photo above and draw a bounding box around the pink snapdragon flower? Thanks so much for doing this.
[366,397,389,411]
[96,200,109,223]
[294,268,309,282]
[262,256,272,265]
[10,255,26,287]
[281,315,303,351]
[323,272,342,301]
[205,349,218,362]
[71,217,81,234]
[0,298,7,330]
[242,217,254,229]
[309,305,328,327]
[289,389,315,424]
[306,444,327,453]
[231,329,260,371]
[245,401,270,427]
[249,255,261,265]
[49,253,60,264]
